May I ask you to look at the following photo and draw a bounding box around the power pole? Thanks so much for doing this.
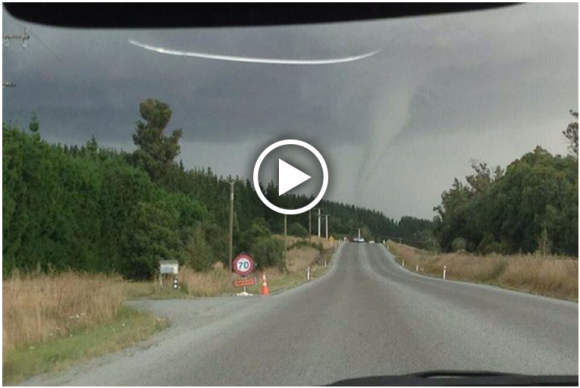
[3,27,29,90]
[284,214,288,268]
[325,214,329,240]
[308,209,312,242]
[317,208,321,238]
[227,178,241,277]
[3,28,29,48]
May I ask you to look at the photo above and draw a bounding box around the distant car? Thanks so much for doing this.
[369,240,375,244]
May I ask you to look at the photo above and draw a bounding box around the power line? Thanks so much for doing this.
[29,29,60,61]
[5,44,29,66]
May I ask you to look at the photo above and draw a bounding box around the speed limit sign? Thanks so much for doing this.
[232,253,254,276]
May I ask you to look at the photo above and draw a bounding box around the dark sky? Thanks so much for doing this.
[2,4,578,220]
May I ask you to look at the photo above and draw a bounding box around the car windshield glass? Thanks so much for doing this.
[2,3,578,386]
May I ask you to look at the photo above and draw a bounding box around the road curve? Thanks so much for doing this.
[23,243,578,386]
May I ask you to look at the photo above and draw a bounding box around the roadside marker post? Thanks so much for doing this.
[416,265,419,272]
[306,266,311,281]
[443,265,447,280]
[402,259,405,267]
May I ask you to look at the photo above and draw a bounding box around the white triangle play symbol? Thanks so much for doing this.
[279,159,311,196]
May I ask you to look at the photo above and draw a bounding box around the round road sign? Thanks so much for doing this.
[233,253,254,276]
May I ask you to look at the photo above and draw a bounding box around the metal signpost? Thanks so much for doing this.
[232,253,255,296]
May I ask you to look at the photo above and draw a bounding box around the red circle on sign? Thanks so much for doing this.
[232,253,254,276]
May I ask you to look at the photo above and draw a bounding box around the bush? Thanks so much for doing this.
[120,201,182,280]
[288,239,323,253]
[451,237,467,252]
[484,241,502,254]
[477,232,497,254]
[288,222,308,238]
[238,218,271,252]
[200,222,229,267]
[251,236,284,270]
[184,226,212,271]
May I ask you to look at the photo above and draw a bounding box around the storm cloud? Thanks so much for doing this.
[2,4,578,220]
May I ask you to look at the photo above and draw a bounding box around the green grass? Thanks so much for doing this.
[3,306,168,385]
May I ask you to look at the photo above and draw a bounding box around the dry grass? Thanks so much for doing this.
[286,246,321,273]
[124,238,334,300]
[2,271,126,353]
[499,257,578,300]
[3,307,166,385]
[388,241,578,301]
[273,234,335,250]
[180,266,232,297]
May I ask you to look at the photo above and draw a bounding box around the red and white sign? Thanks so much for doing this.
[233,277,256,287]
[232,253,254,276]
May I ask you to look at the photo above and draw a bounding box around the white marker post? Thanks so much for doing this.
[416,265,419,272]
[443,265,447,280]
[402,259,405,267]
[306,266,311,281]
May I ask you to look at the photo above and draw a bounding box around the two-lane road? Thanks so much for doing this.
[25,243,578,386]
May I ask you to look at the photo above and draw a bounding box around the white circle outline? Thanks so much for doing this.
[253,139,328,215]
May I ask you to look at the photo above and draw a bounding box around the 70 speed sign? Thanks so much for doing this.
[232,253,254,276]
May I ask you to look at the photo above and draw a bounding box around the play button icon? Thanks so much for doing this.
[278,159,311,196]
[253,139,328,215]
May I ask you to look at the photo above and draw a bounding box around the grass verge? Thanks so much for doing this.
[125,241,336,299]
[388,241,578,301]
[3,306,168,385]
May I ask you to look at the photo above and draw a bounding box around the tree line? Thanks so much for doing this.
[432,111,578,256]
[3,99,429,279]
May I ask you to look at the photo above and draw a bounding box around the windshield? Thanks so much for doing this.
[2,3,578,386]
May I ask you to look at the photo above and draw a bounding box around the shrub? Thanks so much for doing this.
[200,222,229,267]
[451,237,467,252]
[251,236,284,270]
[288,222,308,238]
[184,226,212,271]
[238,218,271,252]
[288,239,323,253]
[120,201,182,280]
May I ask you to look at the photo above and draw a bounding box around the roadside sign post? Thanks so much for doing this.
[159,260,179,287]
[233,253,255,296]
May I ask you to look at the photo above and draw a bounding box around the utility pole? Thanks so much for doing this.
[3,28,29,48]
[358,228,361,239]
[308,209,312,242]
[227,178,241,277]
[284,214,288,267]
[317,208,321,238]
[3,27,29,90]
[325,214,329,240]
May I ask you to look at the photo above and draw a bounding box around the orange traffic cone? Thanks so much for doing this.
[261,272,270,296]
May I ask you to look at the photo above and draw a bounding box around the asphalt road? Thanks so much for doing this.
[24,243,578,386]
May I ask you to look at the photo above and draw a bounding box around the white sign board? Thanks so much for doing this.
[159,260,179,275]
